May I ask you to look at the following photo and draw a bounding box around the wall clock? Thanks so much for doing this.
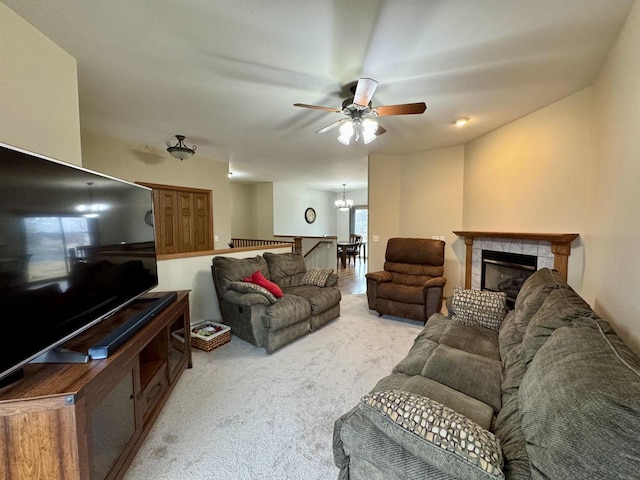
[304,207,316,224]
[144,209,154,226]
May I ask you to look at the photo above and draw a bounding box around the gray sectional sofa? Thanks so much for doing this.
[334,268,640,479]
[211,252,341,353]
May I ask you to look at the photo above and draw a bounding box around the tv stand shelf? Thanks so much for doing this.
[0,290,192,480]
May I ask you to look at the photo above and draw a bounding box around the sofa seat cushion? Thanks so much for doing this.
[439,321,500,361]
[420,313,449,342]
[283,285,341,315]
[376,283,424,304]
[519,321,640,479]
[261,294,310,330]
[393,339,439,376]
[422,345,502,412]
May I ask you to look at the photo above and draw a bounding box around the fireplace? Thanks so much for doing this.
[481,250,537,307]
[453,232,579,290]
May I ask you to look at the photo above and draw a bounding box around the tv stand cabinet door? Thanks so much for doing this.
[87,363,140,480]
[0,395,87,479]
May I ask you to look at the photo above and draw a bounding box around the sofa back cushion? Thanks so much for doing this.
[263,252,307,288]
[384,238,444,286]
[512,268,565,333]
[211,255,269,299]
[519,321,640,479]
[520,285,597,365]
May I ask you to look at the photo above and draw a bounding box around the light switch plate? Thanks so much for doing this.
[372,235,380,242]
[214,235,219,241]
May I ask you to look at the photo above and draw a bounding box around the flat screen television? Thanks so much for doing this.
[0,142,158,385]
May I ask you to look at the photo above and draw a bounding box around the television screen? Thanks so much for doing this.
[0,142,158,383]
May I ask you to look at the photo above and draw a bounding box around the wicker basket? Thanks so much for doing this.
[173,321,231,352]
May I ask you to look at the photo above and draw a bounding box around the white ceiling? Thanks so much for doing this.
[4,0,633,192]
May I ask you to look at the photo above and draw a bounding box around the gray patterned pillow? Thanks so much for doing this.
[300,267,333,287]
[228,281,277,304]
[449,287,508,331]
[360,390,504,479]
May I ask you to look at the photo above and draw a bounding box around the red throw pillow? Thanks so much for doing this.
[245,270,283,298]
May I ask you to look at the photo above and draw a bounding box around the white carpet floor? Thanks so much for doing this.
[123,294,423,480]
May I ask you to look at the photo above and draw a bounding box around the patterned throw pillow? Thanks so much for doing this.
[360,390,504,479]
[229,281,278,304]
[449,287,508,331]
[300,267,334,287]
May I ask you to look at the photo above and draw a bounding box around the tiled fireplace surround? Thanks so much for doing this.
[453,231,579,290]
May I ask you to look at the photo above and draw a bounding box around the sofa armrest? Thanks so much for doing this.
[423,276,446,320]
[222,289,272,306]
[365,271,392,284]
[359,390,504,479]
[423,276,446,290]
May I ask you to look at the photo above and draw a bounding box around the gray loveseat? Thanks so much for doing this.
[212,252,341,353]
[334,268,640,479]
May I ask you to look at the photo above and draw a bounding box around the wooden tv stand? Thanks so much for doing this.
[0,290,192,480]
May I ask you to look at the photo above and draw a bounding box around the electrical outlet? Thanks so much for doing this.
[214,235,219,241]
[372,235,380,242]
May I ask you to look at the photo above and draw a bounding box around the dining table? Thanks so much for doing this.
[336,241,366,268]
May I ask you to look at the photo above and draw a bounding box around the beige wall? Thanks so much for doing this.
[255,183,276,240]
[583,1,640,354]
[0,2,81,165]
[369,146,465,297]
[463,88,593,290]
[230,183,255,239]
[81,131,231,249]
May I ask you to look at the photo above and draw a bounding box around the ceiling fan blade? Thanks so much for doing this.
[315,118,348,134]
[374,102,427,116]
[293,103,341,113]
[375,125,387,136]
[353,78,378,107]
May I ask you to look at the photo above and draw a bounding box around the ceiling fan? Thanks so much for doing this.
[294,78,426,145]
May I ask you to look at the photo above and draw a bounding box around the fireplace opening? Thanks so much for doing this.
[481,250,537,308]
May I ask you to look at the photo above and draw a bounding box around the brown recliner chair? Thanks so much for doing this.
[366,238,446,323]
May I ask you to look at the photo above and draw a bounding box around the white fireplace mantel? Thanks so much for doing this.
[453,231,579,288]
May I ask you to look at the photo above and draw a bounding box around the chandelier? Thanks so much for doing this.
[166,135,197,160]
[335,184,354,211]
[337,118,378,145]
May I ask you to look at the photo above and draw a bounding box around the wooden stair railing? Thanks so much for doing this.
[230,238,294,248]
[303,240,333,258]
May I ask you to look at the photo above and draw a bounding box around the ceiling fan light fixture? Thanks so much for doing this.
[338,121,354,145]
[166,134,197,160]
[362,118,378,144]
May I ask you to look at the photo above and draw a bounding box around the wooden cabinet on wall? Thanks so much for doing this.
[140,183,214,255]
[0,291,192,480]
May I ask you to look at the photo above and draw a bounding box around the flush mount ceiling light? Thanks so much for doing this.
[335,184,354,211]
[455,117,470,127]
[166,135,197,160]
